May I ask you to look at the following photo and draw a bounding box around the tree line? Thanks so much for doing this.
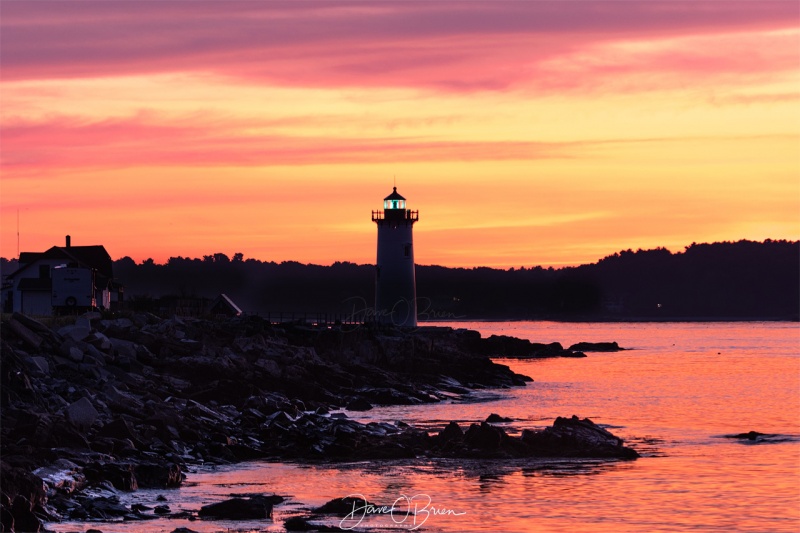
[1,240,797,320]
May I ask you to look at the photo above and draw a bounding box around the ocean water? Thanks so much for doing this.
[51,321,800,533]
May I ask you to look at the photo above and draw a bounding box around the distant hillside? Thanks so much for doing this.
[1,240,797,320]
[414,240,799,320]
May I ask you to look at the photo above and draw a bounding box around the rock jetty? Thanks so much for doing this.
[568,341,625,352]
[1,312,637,530]
[475,334,589,358]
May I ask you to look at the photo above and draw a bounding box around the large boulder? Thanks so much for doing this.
[437,421,464,444]
[27,356,50,375]
[568,342,623,352]
[345,398,373,412]
[135,463,183,489]
[198,495,279,519]
[0,502,13,533]
[97,418,141,444]
[7,316,44,350]
[485,413,513,423]
[103,385,144,414]
[11,495,42,532]
[521,416,638,459]
[84,463,138,491]
[479,335,566,358]
[32,459,85,494]
[109,337,138,360]
[60,343,85,363]
[464,422,508,450]
[64,397,99,431]
[313,496,372,515]
[82,495,130,518]
[58,322,91,343]
[86,331,113,352]
[0,462,47,510]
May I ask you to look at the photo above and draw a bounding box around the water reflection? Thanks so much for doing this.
[48,322,800,533]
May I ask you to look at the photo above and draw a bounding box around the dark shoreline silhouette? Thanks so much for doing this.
[2,239,797,321]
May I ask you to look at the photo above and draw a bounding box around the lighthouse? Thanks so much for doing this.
[372,187,419,327]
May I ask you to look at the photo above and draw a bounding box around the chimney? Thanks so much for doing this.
[66,235,71,248]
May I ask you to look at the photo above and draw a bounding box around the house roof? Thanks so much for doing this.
[17,278,52,291]
[64,246,113,278]
[12,245,113,279]
[18,252,42,265]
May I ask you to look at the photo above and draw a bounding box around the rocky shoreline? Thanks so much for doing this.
[1,312,637,532]
[476,334,626,358]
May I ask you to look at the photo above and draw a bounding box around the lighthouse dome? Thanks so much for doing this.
[383,187,406,210]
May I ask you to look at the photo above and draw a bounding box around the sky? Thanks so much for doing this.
[1,1,798,268]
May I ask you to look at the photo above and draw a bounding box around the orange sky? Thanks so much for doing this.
[1,1,798,268]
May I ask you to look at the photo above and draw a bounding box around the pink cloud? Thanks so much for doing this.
[1,1,796,91]
[5,113,793,177]
[0,113,575,172]
[521,27,800,95]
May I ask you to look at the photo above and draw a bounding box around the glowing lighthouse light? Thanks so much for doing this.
[371,187,419,327]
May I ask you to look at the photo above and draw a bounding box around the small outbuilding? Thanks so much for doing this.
[209,293,243,317]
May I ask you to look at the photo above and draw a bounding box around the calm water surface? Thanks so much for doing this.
[53,322,800,533]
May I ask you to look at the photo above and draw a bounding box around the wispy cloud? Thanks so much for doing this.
[709,91,800,106]
[0,113,577,172]
[4,111,795,174]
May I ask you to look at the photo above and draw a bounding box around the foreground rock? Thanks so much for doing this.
[1,313,532,464]
[0,462,47,532]
[521,416,639,458]
[313,496,373,514]
[285,515,346,531]
[471,335,629,358]
[283,496,375,532]
[0,314,533,520]
[724,431,767,440]
[199,495,283,519]
[720,431,794,444]
[432,415,638,460]
[568,342,625,352]
[474,335,587,358]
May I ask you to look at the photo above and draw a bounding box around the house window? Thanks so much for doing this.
[39,265,50,279]
[404,244,411,257]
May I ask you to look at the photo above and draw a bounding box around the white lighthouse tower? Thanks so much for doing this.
[372,187,419,327]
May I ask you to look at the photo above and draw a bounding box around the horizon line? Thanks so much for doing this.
[1,238,795,272]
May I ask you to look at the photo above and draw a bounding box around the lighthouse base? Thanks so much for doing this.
[375,282,417,327]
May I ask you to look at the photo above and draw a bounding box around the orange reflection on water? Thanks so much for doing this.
[49,322,800,533]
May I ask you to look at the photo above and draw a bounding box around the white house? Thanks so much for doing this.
[3,235,121,316]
